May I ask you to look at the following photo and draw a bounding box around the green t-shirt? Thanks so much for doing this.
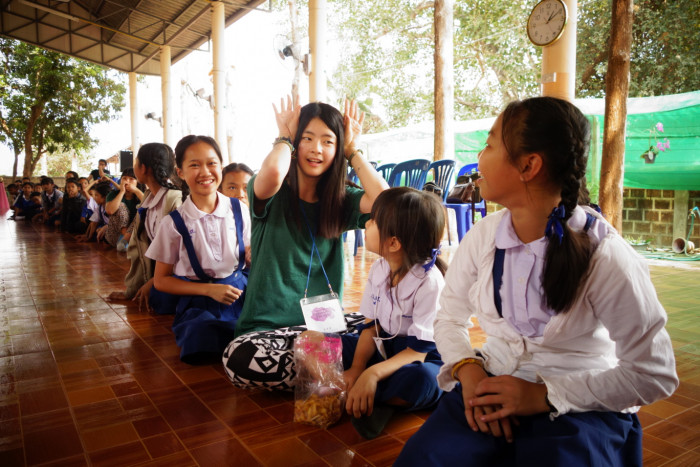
[235,177,368,336]
[105,190,138,221]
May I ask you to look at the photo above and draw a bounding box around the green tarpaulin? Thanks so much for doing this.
[454,91,700,190]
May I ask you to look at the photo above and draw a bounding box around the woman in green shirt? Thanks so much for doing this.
[223,97,388,390]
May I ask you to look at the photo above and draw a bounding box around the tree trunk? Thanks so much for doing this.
[12,149,19,179]
[598,0,633,231]
[22,102,44,177]
[434,0,454,161]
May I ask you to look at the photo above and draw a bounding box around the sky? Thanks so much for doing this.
[0,6,312,176]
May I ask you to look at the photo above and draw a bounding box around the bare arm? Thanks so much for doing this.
[153,261,242,305]
[343,99,389,213]
[253,95,301,211]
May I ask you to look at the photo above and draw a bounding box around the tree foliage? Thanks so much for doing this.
[577,0,699,97]
[329,0,539,131]
[0,38,125,177]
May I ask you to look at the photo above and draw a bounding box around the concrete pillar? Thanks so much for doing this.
[308,0,327,102]
[541,0,577,101]
[160,45,175,148]
[211,1,229,163]
[128,72,139,156]
[673,190,689,244]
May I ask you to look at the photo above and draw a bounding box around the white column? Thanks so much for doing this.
[128,72,139,156]
[541,0,577,101]
[211,1,229,164]
[308,0,327,102]
[160,45,175,148]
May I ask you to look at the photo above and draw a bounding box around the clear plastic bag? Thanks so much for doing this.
[293,332,345,429]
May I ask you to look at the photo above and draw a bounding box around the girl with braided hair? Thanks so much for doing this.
[396,97,678,466]
[108,143,182,311]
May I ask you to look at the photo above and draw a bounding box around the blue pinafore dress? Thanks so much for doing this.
[164,197,248,364]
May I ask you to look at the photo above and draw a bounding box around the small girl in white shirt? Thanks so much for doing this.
[337,187,446,439]
[146,135,251,364]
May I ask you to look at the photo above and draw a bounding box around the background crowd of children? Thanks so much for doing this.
[3,158,253,252]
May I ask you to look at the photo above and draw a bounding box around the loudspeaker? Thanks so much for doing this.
[119,150,133,170]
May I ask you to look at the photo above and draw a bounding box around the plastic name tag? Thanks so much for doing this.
[300,293,347,333]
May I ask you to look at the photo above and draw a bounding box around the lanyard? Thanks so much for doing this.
[299,202,336,299]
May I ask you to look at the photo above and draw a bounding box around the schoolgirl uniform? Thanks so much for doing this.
[341,258,445,411]
[146,191,251,364]
[396,206,678,466]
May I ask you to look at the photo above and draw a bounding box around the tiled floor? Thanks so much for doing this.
[0,216,698,466]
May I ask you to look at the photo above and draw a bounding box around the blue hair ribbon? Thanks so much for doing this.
[423,247,441,272]
[545,205,566,245]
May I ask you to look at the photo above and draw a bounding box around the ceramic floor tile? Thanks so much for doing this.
[189,438,262,466]
[174,420,234,450]
[250,436,322,467]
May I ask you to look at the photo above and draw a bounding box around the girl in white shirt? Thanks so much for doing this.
[337,187,446,439]
[146,135,251,364]
[108,143,182,311]
[396,97,678,466]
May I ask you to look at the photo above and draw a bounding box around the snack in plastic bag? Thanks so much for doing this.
[293,331,345,429]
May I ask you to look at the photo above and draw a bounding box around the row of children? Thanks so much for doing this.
[18,94,676,462]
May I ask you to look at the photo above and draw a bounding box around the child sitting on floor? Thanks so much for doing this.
[220,162,254,206]
[320,187,446,439]
[146,135,251,364]
[59,178,87,234]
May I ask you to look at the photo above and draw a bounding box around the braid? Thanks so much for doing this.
[503,97,593,313]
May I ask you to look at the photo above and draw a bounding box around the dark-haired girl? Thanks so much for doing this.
[220,162,254,205]
[59,178,87,234]
[396,97,678,466]
[108,143,182,310]
[337,187,446,439]
[146,135,250,364]
[223,97,388,390]
[102,168,142,248]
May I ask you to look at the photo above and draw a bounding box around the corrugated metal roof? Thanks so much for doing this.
[0,0,269,75]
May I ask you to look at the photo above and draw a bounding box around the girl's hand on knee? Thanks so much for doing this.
[346,370,378,418]
[469,375,549,421]
[207,284,242,305]
[456,364,514,441]
[343,366,363,393]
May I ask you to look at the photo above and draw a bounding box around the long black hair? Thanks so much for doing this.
[174,135,223,202]
[371,187,447,290]
[501,96,592,312]
[287,102,350,239]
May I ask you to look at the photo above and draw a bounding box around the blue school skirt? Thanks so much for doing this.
[340,331,443,411]
[395,386,642,467]
[160,272,246,364]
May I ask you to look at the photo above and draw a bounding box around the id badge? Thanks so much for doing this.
[372,336,388,360]
[300,293,347,333]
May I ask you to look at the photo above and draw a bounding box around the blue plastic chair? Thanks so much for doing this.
[376,163,396,182]
[427,159,456,202]
[444,162,487,244]
[387,159,431,189]
[458,162,479,177]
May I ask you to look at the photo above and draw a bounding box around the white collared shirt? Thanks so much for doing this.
[434,206,678,417]
[361,258,444,341]
[145,192,251,279]
[139,187,168,241]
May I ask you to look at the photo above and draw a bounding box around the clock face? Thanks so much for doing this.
[527,0,568,46]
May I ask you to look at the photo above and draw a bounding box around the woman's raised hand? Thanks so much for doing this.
[273,95,301,141]
[343,98,365,158]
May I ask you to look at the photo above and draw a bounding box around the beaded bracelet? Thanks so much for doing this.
[273,136,294,153]
[347,148,364,166]
[450,357,484,380]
